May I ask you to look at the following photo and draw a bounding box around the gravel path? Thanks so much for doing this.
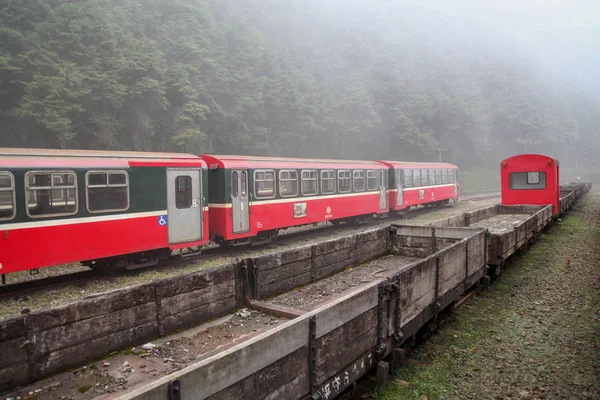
[0,197,498,320]
[375,193,600,400]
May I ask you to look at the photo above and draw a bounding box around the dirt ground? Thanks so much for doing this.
[375,193,600,400]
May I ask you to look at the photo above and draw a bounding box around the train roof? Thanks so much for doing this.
[377,160,458,168]
[0,148,204,168]
[501,154,559,166]
[201,154,387,170]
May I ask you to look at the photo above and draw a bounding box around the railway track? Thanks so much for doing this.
[0,192,499,300]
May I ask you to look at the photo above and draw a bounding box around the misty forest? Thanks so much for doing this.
[1,0,599,171]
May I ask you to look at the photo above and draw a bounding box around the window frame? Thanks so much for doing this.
[338,170,351,193]
[442,169,448,184]
[25,170,79,219]
[321,170,336,194]
[278,169,299,198]
[403,169,412,188]
[509,171,547,190]
[254,169,276,199]
[429,169,436,186]
[353,170,366,192]
[366,170,379,191]
[301,170,318,196]
[421,169,428,186]
[175,175,193,209]
[0,171,16,221]
[85,170,130,214]
[449,169,456,183]
[413,169,421,187]
[435,169,442,185]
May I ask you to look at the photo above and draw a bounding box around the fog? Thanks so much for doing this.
[1,0,599,174]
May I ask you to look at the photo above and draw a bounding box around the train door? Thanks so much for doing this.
[231,170,250,233]
[166,169,203,244]
[396,170,404,207]
[379,170,387,210]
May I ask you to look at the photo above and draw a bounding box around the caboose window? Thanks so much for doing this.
[403,169,413,188]
[26,171,78,218]
[338,170,351,193]
[442,169,448,184]
[353,170,366,192]
[509,172,546,190]
[254,170,276,199]
[435,169,442,185]
[86,171,129,213]
[301,170,318,196]
[279,170,298,197]
[421,169,429,186]
[367,170,378,191]
[321,170,336,194]
[429,169,436,185]
[413,169,421,187]
[448,169,456,183]
[0,172,15,221]
[527,172,540,184]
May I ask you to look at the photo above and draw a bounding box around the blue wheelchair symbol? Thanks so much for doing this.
[158,215,168,226]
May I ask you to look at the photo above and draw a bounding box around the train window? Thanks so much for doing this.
[509,172,546,190]
[429,169,436,185]
[442,169,448,184]
[231,171,239,197]
[321,170,336,194]
[403,169,412,188]
[254,170,276,199]
[353,170,366,192]
[301,170,318,196]
[449,169,456,183]
[279,170,298,197]
[413,169,421,187]
[240,171,247,196]
[175,176,192,209]
[0,172,15,221]
[86,171,129,213]
[421,169,428,186]
[367,170,378,191]
[26,171,78,218]
[338,170,351,193]
[435,169,442,185]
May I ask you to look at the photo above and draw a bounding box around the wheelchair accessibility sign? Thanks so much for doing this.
[158,215,168,226]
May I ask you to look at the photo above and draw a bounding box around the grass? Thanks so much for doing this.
[374,196,600,399]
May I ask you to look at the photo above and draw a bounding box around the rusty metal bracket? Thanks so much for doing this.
[168,379,181,400]
[309,315,318,395]
[433,256,441,315]
[392,281,403,342]
[464,242,470,290]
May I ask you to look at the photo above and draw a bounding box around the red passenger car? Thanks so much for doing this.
[500,154,560,214]
[202,155,389,246]
[0,149,209,274]
[378,161,460,212]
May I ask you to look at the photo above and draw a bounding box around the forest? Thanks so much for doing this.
[1,0,599,169]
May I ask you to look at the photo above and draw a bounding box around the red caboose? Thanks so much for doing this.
[500,154,560,214]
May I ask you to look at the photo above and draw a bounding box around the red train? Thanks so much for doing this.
[0,149,459,276]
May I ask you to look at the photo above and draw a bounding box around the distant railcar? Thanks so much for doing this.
[0,148,209,274]
[377,161,460,211]
[500,154,560,214]
[201,155,390,246]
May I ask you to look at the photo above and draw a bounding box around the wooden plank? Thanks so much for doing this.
[207,347,310,400]
[0,336,28,368]
[314,282,380,339]
[32,302,158,357]
[119,315,311,400]
[159,279,234,316]
[258,259,312,286]
[156,265,233,299]
[32,321,157,379]
[0,316,25,341]
[160,297,236,335]
[250,300,306,319]
[316,309,378,384]
[25,283,156,332]
[0,362,29,391]
[258,271,312,300]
